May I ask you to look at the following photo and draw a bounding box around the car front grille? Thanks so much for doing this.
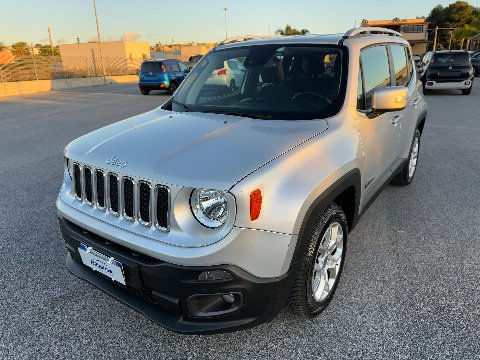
[71,162,170,231]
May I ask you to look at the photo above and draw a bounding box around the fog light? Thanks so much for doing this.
[187,292,243,317]
[198,270,232,281]
[222,293,235,303]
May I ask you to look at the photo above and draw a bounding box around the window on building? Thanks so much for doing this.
[401,25,424,33]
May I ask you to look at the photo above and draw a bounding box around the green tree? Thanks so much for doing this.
[427,1,480,49]
[10,41,31,56]
[275,24,309,36]
[37,44,59,56]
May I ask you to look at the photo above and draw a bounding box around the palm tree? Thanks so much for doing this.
[275,24,310,36]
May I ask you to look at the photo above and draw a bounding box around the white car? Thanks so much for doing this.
[206,59,246,88]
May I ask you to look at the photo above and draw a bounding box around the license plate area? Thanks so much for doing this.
[78,243,126,285]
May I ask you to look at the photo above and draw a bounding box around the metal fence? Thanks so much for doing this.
[0,56,143,82]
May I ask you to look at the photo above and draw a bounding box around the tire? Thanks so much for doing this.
[422,81,430,95]
[229,79,236,89]
[473,66,478,77]
[140,87,150,95]
[462,87,472,95]
[288,203,348,318]
[168,82,178,95]
[391,129,421,186]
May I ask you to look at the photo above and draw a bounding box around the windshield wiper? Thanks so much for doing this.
[210,110,272,120]
[171,99,192,112]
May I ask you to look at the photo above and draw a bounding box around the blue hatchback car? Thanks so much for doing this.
[138,59,189,95]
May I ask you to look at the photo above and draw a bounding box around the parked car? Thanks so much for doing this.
[205,59,246,89]
[186,54,203,69]
[138,59,189,95]
[472,56,480,77]
[58,27,427,334]
[413,54,422,67]
[418,50,474,95]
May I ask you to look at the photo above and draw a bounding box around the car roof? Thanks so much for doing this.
[433,50,468,53]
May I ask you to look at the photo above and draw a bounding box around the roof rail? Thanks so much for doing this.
[218,35,280,46]
[343,27,402,39]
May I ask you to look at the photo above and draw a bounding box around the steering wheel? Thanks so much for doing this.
[291,92,332,106]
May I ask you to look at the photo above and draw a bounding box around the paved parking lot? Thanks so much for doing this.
[1,82,479,359]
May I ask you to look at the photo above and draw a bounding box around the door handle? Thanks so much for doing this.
[392,115,403,126]
[411,98,420,107]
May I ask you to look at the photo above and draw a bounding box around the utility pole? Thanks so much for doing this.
[268,24,271,35]
[224,7,228,39]
[30,43,38,80]
[433,26,438,51]
[48,26,54,56]
[448,31,453,51]
[460,38,465,50]
[93,0,107,83]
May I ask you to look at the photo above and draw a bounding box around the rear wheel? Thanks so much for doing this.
[288,203,347,317]
[140,87,150,95]
[462,86,472,95]
[168,82,178,95]
[473,66,478,77]
[391,129,421,186]
[229,79,236,89]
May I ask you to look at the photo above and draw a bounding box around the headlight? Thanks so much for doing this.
[190,189,229,228]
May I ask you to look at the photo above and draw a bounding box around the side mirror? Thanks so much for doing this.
[371,86,408,113]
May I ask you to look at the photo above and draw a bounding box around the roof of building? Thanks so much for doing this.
[362,18,430,27]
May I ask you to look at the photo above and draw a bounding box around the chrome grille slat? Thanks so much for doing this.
[138,181,151,225]
[71,163,169,232]
[95,170,105,209]
[108,173,119,214]
[84,167,93,204]
[123,177,135,221]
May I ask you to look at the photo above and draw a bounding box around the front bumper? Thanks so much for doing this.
[59,216,293,334]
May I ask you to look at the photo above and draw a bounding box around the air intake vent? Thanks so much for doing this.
[156,186,169,229]
[95,170,105,209]
[139,181,151,224]
[109,174,119,214]
[73,163,82,199]
[84,167,93,204]
[123,177,134,220]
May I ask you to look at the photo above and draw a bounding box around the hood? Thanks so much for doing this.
[66,108,328,189]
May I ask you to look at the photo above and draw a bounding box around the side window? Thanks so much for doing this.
[390,44,409,86]
[360,45,391,110]
[170,61,180,71]
[178,62,187,72]
[227,60,239,70]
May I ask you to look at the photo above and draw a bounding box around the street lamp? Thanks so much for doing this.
[93,0,106,83]
[224,7,228,39]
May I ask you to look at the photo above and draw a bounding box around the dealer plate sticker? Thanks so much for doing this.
[78,243,126,285]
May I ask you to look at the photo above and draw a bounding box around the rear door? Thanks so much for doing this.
[355,44,401,200]
[389,43,421,159]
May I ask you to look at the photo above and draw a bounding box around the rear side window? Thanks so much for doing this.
[432,52,469,66]
[141,62,163,72]
[390,44,409,86]
[360,45,391,110]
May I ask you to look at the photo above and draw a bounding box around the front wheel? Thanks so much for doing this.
[140,87,150,95]
[473,66,478,77]
[391,129,421,186]
[288,203,348,317]
[168,82,178,95]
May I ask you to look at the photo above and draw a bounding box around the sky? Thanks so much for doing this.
[1,0,477,45]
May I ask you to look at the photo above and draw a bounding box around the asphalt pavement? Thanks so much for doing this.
[0,82,479,360]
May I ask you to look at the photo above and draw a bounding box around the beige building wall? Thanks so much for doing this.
[59,41,149,75]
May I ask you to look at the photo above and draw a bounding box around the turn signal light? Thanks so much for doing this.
[250,189,262,221]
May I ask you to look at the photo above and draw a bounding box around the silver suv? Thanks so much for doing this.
[57,28,427,334]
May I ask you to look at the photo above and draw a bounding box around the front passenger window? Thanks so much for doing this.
[360,45,391,110]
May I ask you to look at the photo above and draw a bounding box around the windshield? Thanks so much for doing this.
[141,62,163,72]
[432,52,469,66]
[171,44,348,120]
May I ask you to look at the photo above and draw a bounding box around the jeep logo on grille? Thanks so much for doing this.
[106,156,127,168]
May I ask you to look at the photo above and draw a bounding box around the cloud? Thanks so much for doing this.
[120,31,141,42]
